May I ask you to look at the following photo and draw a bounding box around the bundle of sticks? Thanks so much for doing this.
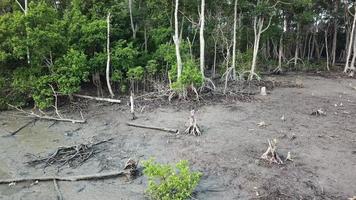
[27,138,113,169]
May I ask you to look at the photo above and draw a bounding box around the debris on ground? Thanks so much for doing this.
[26,138,113,169]
[311,109,326,116]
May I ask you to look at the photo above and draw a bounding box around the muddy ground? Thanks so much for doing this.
[0,73,355,200]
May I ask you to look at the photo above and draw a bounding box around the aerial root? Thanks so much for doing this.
[184,110,202,136]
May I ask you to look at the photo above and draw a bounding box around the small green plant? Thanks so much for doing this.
[170,59,203,92]
[143,159,202,200]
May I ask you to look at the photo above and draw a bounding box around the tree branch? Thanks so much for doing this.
[15,0,25,13]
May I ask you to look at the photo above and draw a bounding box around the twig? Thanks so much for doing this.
[2,119,36,137]
[53,179,63,200]
[127,123,179,134]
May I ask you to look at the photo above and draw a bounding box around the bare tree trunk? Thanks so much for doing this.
[212,36,217,78]
[249,16,272,80]
[325,29,330,71]
[231,0,238,80]
[173,0,182,79]
[350,30,356,76]
[250,17,260,80]
[16,0,30,64]
[331,0,339,66]
[129,0,137,39]
[314,34,320,60]
[199,0,205,78]
[106,13,114,98]
[144,25,148,52]
[294,23,300,67]
[278,36,283,70]
[344,6,356,73]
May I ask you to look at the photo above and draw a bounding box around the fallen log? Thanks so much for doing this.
[127,122,179,134]
[73,94,121,103]
[0,159,138,184]
[0,170,127,184]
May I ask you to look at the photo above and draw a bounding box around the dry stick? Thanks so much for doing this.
[7,104,86,124]
[0,170,128,184]
[73,94,121,103]
[53,179,63,200]
[3,119,36,137]
[126,123,179,134]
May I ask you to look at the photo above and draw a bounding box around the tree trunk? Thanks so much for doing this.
[278,35,283,70]
[199,0,205,78]
[294,23,300,67]
[250,17,262,80]
[173,0,182,79]
[331,0,339,66]
[350,29,356,76]
[231,0,238,80]
[106,13,115,98]
[325,29,330,71]
[213,37,217,78]
[129,0,137,39]
[344,6,356,73]
[144,25,148,52]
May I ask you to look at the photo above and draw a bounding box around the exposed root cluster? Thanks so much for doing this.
[27,138,113,169]
[184,110,202,136]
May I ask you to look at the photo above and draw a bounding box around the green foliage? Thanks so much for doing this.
[146,60,159,76]
[170,60,203,91]
[112,40,139,72]
[32,75,54,109]
[54,49,89,95]
[235,49,253,73]
[143,159,202,200]
[127,66,144,81]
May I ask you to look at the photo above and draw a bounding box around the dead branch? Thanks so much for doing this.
[0,168,135,184]
[73,94,121,103]
[261,139,284,164]
[184,110,202,136]
[127,123,179,134]
[7,104,86,124]
[2,119,36,137]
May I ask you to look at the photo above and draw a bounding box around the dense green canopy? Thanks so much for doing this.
[0,0,354,109]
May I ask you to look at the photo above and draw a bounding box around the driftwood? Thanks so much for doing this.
[0,159,138,184]
[184,110,202,136]
[2,119,37,137]
[73,94,121,103]
[27,138,113,169]
[261,139,284,164]
[8,104,86,124]
[127,123,179,134]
